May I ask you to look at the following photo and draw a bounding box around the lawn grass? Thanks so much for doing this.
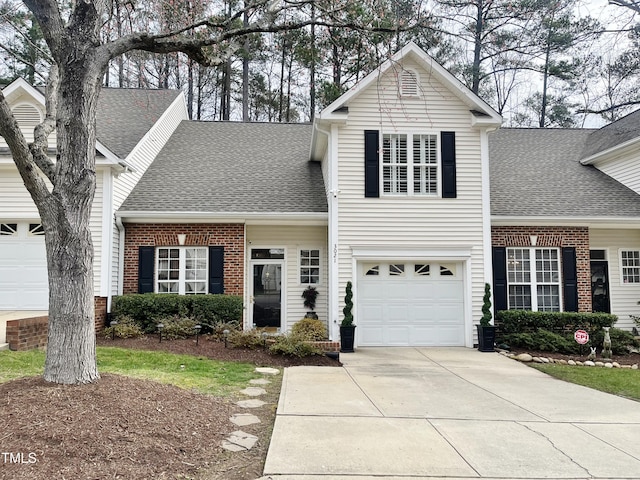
[0,347,259,396]
[531,364,640,401]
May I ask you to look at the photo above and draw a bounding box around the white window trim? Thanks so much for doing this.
[619,248,640,284]
[299,248,321,285]
[507,247,563,312]
[380,131,440,197]
[155,246,208,295]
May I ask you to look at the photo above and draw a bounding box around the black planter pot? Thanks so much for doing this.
[477,324,496,352]
[340,325,356,353]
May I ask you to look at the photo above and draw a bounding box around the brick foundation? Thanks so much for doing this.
[6,297,109,351]
[123,223,244,295]
[492,226,591,312]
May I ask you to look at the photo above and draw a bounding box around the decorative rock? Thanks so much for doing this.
[576,361,583,366]
[533,357,543,363]
[612,362,621,368]
[632,364,638,370]
[222,430,258,451]
[255,367,280,375]
[595,362,605,367]
[584,361,595,367]
[516,353,533,362]
[558,359,568,365]
[604,362,613,368]
[236,399,267,408]
[541,357,550,363]
[567,360,576,366]
[622,365,632,369]
[240,387,267,397]
[250,378,271,385]
[230,413,261,426]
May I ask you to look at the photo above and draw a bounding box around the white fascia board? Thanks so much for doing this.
[116,211,328,225]
[580,137,640,165]
[123,92,188,165]
[310,119,329,162]
[318,42,502,124]
[351,246,473,260]
[492,216,640,229]
[2,78,44,105]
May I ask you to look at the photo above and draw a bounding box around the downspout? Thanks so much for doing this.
[115,216,126,301]
[314,122,339,341]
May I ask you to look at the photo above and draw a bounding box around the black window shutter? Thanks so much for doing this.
[364,130,379,198]
[492,247,507,311]
[562,247,578,312]
[138,246,155,293]
[441,131,457,198]
[209,246,224,294]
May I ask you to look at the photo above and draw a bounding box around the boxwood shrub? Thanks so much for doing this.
[496,310,617,337]
[111,293,243,333]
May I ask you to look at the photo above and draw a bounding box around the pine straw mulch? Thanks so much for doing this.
[0,336,341,480]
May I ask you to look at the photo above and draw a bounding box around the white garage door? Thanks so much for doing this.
[0,222,48,309]
[357,261,465,346]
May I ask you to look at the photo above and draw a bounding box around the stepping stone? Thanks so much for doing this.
[230,413,261,426]
[236,399,266,408]
[255,367,280,375]
[221,430,258,451]
[250,378,271,385]
[240,387,266,397]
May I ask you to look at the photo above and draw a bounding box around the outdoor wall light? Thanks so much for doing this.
[194,324,202,345]
[157,323,164,343]
[262,331,268,349]
[223,329,230,348]
[109,320,118,340]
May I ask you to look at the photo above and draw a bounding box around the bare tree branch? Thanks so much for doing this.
[577,99,640,114]
[30,63,58,183]
[609,0,640,14]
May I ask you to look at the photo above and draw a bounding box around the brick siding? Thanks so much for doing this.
[123,223,244,296]
[6,297,110,351]
[491,226,591,312]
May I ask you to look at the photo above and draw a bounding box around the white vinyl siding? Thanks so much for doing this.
[0,165,106,297]
[0,95,55,147]
[592,151,640,195]
[333,57,488,347]
[590,229,640,330]
[246,225,328,333]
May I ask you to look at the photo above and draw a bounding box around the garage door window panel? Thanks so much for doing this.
[507,248,561,311]
[1,223,17,236]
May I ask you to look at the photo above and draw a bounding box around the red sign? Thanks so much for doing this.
[574,330,589,345]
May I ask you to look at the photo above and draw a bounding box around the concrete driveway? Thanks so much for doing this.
[262,347,640,480]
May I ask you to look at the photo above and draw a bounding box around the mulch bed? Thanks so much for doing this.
[0,336,340,480]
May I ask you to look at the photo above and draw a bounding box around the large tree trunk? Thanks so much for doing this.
[42,64,101,384]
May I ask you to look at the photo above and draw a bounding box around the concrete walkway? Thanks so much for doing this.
[262,347,640,480]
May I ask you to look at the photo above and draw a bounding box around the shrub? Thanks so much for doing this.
[112,294,242,333]
[342,281,353,326]
[480,283,492,326]
[499,330,579,354]
[228,329,266,350]
[208,322,242,341]
[291,318,328,341]
[103,316,143,339]
[269,334,324,357]
[157,316,199,340]
[496,310,617,338]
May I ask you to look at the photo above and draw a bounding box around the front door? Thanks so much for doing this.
[590,261,610,313]
[251,262,283,329]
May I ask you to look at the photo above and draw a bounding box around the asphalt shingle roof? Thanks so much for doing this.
[489,128,640,218]
[120,121,327,214]
[582,109,640,159]
[96,88,181,158]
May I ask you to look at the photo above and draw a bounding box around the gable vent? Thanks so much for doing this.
[400,70,418,97]
[11,103,42,128]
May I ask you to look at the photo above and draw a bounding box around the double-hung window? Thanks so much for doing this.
[300,249,320,284]
[507,247,561,311]
[621,250,640,283]
[157,247,208,294]
[382,133,438,195]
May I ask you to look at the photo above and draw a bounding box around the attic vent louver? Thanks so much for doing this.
[400,70,418,97]
[11,103,42,127]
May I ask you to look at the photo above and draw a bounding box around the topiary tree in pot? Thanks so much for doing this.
[340,281,356,352]
[477,283,496,352]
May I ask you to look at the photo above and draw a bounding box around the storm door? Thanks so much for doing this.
[250,248,284,329]
[590,250,610,313]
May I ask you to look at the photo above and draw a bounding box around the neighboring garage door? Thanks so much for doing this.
[0,222,48,309]
[357,261,465,346]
